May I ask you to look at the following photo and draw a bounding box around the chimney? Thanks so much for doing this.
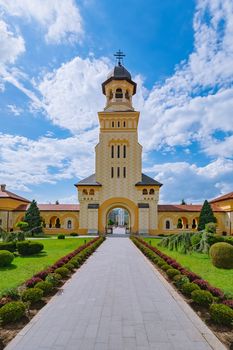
[1,184,6,191]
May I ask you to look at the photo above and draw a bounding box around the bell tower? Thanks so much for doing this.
[76,51,162,235]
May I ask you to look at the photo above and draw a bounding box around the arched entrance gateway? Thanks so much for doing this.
[106,207,130,234]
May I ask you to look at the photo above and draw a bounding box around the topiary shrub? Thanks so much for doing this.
[191,290,214,306]
[209,242,233,269]
[63,262,75,271]
[181,282,201,296]
[45,273,62,286]
[17,241,44,256]
[0,250,14,267]
[210,304,233,326]
[57,234,65,239]
[207,234,225,246]
[0,301,26,325]
[0,242,16,252]
[54,267,69,278]
[35,281,53,296]
[69,258,80,268]
[161,264,171,271]
[157,259,166,267]
[173,275,189,289]
[70,233,78,236]
[21,287,43,304]
[166,268,181,279]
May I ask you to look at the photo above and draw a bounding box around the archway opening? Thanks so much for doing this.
[107,207,130,234]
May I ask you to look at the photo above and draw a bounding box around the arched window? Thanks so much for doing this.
[117,167,120,178]
[149,189,155,195]
[142,189,148,195]
[89,189,94,195]
[55,218,61,228]
[112,121,114,127]
[165,220,170,229]
[111,167,114,178]
[123,145,126,158]
[117,145,120,158]
[117,121,120,127]
[123,167,126,178]
[67,220,72,229]
[111,145,114,158]
[83,189,88,195]
[192,219,197,229]
[115,88,123,98]
[123,121,126,127]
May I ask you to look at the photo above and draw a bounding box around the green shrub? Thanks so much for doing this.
[45,273,62,286]
[0,250,14,267]
[21,288,43,304]
[69,258,80,268]
[210,304,233,326]
[35,281,53,296]
[0,242,16,252]
[190,233,202,248]
[63,262,75,271]
[191,290,214,306]
[173,274,189,289]
[54,267,69,278]
[207,235,225,246]
[166,268,181,279]
[17,241,44,256]
[225,237,233,246]
[157,259,166,267]
[0,301,26,325]
[57,234,65,239]
[209,242,233,269]
[70,233,78,236]
[181,282,201,296]
[1,288,20,300]
[161,264,171,271]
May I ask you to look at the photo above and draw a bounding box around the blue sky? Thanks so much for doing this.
[0,0,232,204]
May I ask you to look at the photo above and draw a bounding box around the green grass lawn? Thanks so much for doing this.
[0,238,92,295]
[143,238,233,295]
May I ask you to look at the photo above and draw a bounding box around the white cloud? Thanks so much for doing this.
[7,104,23,116]
[0,0,83,44]
[0,19,25,65]
[37,56,111,132]
[0,131,97,191]
[145,158,233,203]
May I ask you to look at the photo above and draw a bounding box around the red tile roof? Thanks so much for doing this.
[210,192,233,203]
[13,204,80,212]
[0,186,30,203]
[158,204,225,212]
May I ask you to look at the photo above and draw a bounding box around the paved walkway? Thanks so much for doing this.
[6,238,225,350]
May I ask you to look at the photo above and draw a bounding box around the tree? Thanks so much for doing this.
[24,200,43,234]
[181,199,186,205]
[55,200,59,205]
[198,200,217,231]
[16,221,29,231]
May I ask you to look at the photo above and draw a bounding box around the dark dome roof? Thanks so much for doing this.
[107,64,132,80]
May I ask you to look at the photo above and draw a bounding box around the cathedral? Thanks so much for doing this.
[0,55,232,235]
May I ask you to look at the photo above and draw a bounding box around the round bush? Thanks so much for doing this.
[173,275,189,289]
[21,287,43,304]
[161,264,171,271]
[57,234,65,239]
[166,268,181,279]
[0,301,26,325]
[69,258,80,268]
[35,281,53,296]
[210,304,233,326]
[54,267,70,278]
[0,250,14,267]
[191,290,214,306]
[70,232,78,236]
[209,242,233,269]
[181,282,201,296]
[0,242,16,252]
[45,273,62,286]
[17,241,44,256]
[157,259,166,267]
[63,262,75,271]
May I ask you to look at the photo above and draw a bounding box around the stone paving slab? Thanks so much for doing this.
[5,238,226,350]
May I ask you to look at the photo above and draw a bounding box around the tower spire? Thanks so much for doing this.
[114,50,125,66]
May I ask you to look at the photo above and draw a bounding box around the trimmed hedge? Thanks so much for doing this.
[181,282,200,296]
[191,290,214,307]
[0,242,16,252]
[57,234,65,239]
[0,250,14,267]
[21,287,43,304]
[0,301,26,325]
[166,268,180,279]
[17,241,44,256]
[54,267,70,278]
[210,304,233,326]
[35,281,53,296]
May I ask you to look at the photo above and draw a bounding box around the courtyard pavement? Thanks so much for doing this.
[5,238,225,350]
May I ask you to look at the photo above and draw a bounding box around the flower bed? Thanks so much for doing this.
[131,236,233,348]
[0,236,105,348]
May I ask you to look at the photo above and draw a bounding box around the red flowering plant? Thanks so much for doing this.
[25,277,43,288]
[193,279,210,290]
[223,300,233,309]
